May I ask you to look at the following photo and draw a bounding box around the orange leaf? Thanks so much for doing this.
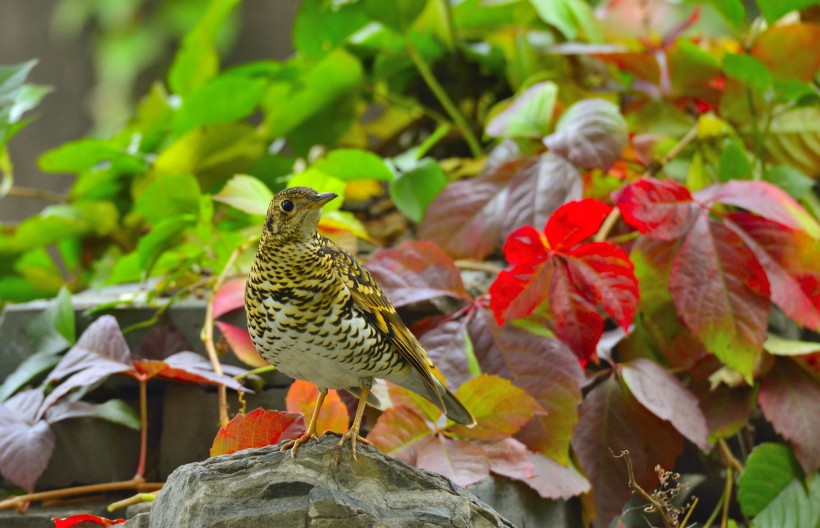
[285,380,349,435]
[210,408,305,456]
[215,322,268,368]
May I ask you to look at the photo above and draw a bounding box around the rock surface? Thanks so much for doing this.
[132,434,514,528]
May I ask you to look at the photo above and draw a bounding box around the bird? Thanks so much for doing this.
[245,186,475,464]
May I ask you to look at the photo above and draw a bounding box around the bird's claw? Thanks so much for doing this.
[280,433,320,458]
[334,431,371,467]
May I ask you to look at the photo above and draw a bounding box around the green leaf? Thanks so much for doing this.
[213,174,273,216]
[752,476,820,528]
[707,0,746,26]
[173,75,267,135]
[5,202,119,252]
[763,166,814,201]
[389,158,446,223]
[293,0,370,59]
[530,0,602,42]
[38,138,146,174]
[764,334,820,356]
[724,53,772,93]
[0,351,62,403]
[168,0,241,96]
[25,287,75,355]
[755,0,820,24]
[0,60,50,146]
[760,107,820,179]
[134,174,202,224]
[718,141,752,181]
[485,81,558,139]
[313,149,394,182]
[136,215,197,275]
[738,443,803,517]
[363,0,428,30]
[287,169,346,211]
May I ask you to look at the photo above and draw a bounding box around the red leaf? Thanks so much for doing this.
[616,178,699,240]
[415,435,490,488]
[547,260,605,365]
[544,199,612,250]
[215,322,268,368]
[0,389,55,492]
[525,452,591,500]
[213,278,246,318]
[759,359,820,474]
[414,314,474,389]
[669,213,770,382]
[418,159,521,260]
[285,381,349,435]
[503,225,548,269]
[366,240,471,306]
[367,405,434,464]
[481,438,534,481]
[53,514,126,527]
[447,374,541,441]
[726,213,820,331]
[620,359,709,450]
[694,180,814,233]
[691,381,755,442]
[41,316,133,415]
[487,269,531,325]
[572,375,684,528]
[565,242,638,331]
[499,153,582,241]
[210,408,305,456]
[133,352,249,393]
[468,311,584,466]
[752,23,820,82]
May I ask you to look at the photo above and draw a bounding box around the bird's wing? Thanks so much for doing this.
[319,239,446,410]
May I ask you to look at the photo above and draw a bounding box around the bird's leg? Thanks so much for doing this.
[335,377,373,466]
[280,387,327,458]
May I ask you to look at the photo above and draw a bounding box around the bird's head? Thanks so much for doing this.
[262,187,338,244]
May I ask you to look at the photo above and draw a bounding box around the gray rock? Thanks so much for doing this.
[143,434,515,528]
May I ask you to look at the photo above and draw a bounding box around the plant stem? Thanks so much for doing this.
[647,124,698,177]
[721,467,733,528]
[5,185,64,203]
[135,378,148,479]
[107,493,156,512]
[594,209,621,242]
[403,31,483,158]
[612,450,674,528]
[0,478,163,513]
[718,438,744,473]
[202,244,246,427]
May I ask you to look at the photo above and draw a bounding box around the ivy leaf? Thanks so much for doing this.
[752,22,820,82]
[213,174,273,216]
[173,75,267,135]
[367,405,434,464]
[752,477,820,528]
[366,240,471,307]
[215,322,268,368]
[415,435,490,488]
[0,60,50,147]
[388,158,447,224]
[670,213,770,383]
[481,438,534,481]
[210,408,305,456]
[53,514,126,527]
[285,381,349,435]
[544,99,627,169]
[572,375,684,528]
[759,358,820,474]
[133,323,191,361]
[0,389,54,492]
[447,374,541,441]
[615,178,700,240]
[418,158,521,260]
[213,278,247,318]
[486,81,558,139]
[694,180,819,238]
[692,381,755,443]
[620,359,709,450]
[726,213,820,331]
[293,0,369,59]
[526,452,591,500]
[737,442,803,517]
[132,352,250,393]
[498,153,583,242]
[414,315,474,390]
[723,53,772,93]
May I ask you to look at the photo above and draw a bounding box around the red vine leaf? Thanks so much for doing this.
[213,278,246,318]
[572,375,683,528]
[53,514,126,527]
[670,213,770,382]
[759,358,820,474]
[366,240,471,306]
[132,351,249,393]
[210,408,305,456]
[726,213,820,331]
[413,314,474,390]
[615,177,699,240]
[526,452,591,500]
[481,438,534,481]
[544,199,612,250]
[367,405,434,464]
[285,381,349,435]
[415,435,490,488]
[215,322,268,368]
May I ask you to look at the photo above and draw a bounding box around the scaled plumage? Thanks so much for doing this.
[245,187,475,462]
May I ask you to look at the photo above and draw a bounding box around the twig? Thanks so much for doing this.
[646,124,698,177]
[717,438,744,473]
[107,493,156,512]
[612,450,674,528]
[201,244,247,427]
[594,209,621,242]
[403,30,483,157]
[134,378,148,479]
[721,467,733,528]
[0,478,163,513]
[679,496,699,528]
[4,185,64,203]
[454,259,504,273]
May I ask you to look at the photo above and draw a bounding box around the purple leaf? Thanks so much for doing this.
[414,314,473,389]
[415,435,490,488]
[134,323,191,361]
[525,452,591,500]
[0,389,55,491]
[544,99,628,169]
[620,358,710,450]
[481,438,534,480]
[366,240,470,306]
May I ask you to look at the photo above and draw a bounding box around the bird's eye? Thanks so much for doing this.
[280,200,294,212]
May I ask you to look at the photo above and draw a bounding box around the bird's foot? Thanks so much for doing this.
[280,433,320,458]
[334,429,371,467]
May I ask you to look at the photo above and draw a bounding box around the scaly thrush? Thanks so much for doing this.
[245,187,475,464]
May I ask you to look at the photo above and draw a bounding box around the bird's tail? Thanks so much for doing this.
[392,369,476,427]
[436,378,476,427]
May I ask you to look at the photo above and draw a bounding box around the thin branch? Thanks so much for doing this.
[680,496,699,528]
[455,259,503,273]
[201,244,247,427]
[717,438,744,473]
[134,378,148,479]
[594,209,621,242]
[0,478,163,513]
[107,493,156,513]
[611,450,675,528]
[721,467,733,528]
[4,186,65,203]
[646,124,698,177]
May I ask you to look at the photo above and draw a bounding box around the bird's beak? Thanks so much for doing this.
[309,192,338,208]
